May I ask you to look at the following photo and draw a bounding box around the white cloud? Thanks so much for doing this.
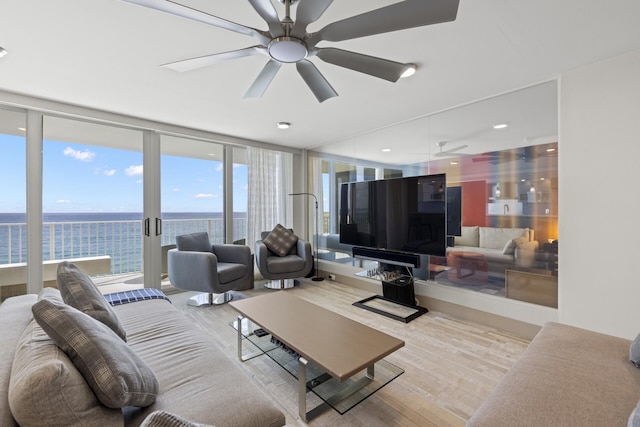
[125,165,143,176]
[103,169,116,176]
[173,188,180,192]
[63,146,95,162]
[194,193,218,199]
[215,164,224,172]
[56,199,71,204]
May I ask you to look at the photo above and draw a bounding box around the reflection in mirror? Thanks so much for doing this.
[312,80,558,308]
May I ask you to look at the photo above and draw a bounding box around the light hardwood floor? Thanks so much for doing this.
[168,279,530,427]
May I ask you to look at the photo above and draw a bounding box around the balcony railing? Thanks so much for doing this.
[0,217,247,275]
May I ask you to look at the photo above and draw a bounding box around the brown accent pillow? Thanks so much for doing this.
[32,298,158,408]
[262,224,298,257]
[57,260,127,341]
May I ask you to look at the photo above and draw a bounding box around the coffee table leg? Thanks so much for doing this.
[298,357,308,422]
[367,364,375,380]
[236,315,244,361]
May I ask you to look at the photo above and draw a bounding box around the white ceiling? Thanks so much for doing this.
[1,0,639,155]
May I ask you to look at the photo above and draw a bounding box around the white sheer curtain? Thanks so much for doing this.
[246,147,293,261]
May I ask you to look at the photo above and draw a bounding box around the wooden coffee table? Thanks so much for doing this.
[230,292,405,421]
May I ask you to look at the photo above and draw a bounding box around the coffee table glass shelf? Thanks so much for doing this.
[233,317,404,418]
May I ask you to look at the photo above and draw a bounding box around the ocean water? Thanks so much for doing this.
[0,212,247,271]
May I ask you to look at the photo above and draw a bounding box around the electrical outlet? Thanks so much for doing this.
[328,274,336,281]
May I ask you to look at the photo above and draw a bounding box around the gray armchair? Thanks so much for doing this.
[168,232,253,306]
[255,230,313,289]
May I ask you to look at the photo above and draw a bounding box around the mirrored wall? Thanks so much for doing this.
[311,80,558,308]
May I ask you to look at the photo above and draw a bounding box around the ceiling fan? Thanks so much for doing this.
[121,0,460,102]
[472,144,558,164]
[433,140,468,157]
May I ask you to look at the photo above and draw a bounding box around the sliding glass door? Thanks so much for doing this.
[43,116,145,290]
[0,108,27,301]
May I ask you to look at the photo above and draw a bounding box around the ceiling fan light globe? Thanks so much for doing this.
[268,37,307,63]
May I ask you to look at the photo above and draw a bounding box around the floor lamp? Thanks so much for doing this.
[289,192,324,282]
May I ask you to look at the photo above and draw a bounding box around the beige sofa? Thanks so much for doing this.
[0,291,286,427]
[447,226,539,274]
[467,322,640,426]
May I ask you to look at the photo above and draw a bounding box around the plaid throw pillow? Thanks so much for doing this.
[263,224,298,257]
[32,298,159,408]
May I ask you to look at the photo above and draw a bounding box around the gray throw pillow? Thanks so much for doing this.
[141,410,214,427]
[57,260,127,341]
[630,333,640,368]
[176,232,212,252]
[629,400,640,427]
[32,298,159,408]
[263,224,298,257]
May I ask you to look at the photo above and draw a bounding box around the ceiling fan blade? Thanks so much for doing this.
[315,48,409,82]
[248,0,284,37]
[162,46,266,72]
[290,0,334,39]
[296,60,338,103]
[307,0,459,46]
[121,0,270,45]
[243,60,282,98]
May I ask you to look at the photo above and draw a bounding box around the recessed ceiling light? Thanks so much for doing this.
[450,161,458,165]
[400,64,417,78]
[546,147,556,152]
[17,127,26,131]
[493,123,508,129]
[0,47,7,58]
[276,122,291,129]
[382,148,391,152]
[540,177,545,180]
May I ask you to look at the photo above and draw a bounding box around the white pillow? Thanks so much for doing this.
[502,237,528,255]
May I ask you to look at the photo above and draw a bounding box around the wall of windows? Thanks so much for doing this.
[311,81,558,309]
[0,96,300,297]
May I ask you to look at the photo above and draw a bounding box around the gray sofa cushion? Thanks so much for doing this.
[116,299,286,427]
[57,260,127,341]
[8,316,122,427]
[175,232,212,252]
[32,298,158,409]
[263,224,298,257]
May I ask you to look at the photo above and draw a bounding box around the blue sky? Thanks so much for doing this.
[0,134,248,213]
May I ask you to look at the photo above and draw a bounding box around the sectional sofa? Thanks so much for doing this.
[0,262,285,427]
[467,322,640,426]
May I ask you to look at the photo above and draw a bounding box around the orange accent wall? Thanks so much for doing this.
[461,181,487,226]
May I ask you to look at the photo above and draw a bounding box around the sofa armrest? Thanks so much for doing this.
[212,244,251,265]
[514,241,539,267]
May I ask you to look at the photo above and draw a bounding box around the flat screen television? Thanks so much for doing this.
[339,174,449,257]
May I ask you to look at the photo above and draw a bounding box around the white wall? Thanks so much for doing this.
[559,49,640,339]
